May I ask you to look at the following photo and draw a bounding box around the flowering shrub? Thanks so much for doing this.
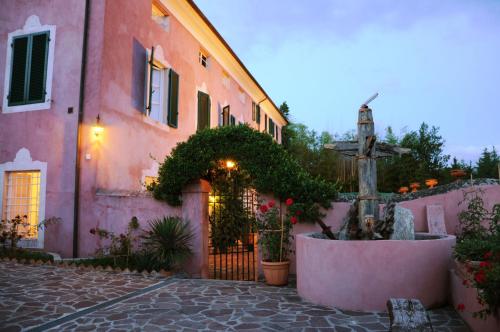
[454,190,500,319]
[460,250,500,319]
[255,198,299,262]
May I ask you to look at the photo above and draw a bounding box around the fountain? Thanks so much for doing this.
[296,95,456,311]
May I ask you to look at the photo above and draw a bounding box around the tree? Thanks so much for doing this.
[476,147,500,179]
[279,101,290,120]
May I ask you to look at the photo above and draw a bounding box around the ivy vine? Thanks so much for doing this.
[151,125,338,223]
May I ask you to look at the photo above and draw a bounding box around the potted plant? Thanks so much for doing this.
[255,198,297,286]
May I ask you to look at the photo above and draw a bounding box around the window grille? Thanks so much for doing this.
[2,171,41,239]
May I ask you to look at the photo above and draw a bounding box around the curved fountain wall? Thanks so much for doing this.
[296,232,456,311]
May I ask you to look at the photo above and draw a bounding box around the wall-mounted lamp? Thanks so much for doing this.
[92,114,104,138]
[225,160,236,170]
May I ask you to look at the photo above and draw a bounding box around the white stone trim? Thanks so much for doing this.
[0,148,47,248]
[2,15,56,113]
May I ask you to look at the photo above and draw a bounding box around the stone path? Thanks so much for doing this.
[0,261,470,331]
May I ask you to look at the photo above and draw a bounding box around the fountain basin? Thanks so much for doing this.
[296,232,456,311]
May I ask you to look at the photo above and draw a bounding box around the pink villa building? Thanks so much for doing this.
[0,0,287,262]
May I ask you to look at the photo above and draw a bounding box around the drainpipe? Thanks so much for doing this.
[73,0,90,258]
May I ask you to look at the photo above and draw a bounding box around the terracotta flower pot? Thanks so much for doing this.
[261,260,290,286]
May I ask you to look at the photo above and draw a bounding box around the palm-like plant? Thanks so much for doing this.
[142,217,194,270]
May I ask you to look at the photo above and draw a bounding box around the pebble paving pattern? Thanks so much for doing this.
[0,261,471,331]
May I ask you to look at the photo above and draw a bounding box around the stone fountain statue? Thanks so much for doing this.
[325,94,415,240]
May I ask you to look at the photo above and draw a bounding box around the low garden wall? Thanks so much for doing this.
[450,270,500,332]
[296,232,456,311]
[290,184,500,273]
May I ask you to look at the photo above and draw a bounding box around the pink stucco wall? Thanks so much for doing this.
[293,185,500,238]
[450,270,500,332]
[296,233,456,311]
[1,0,282,258]
[75,0,280,258]
[0,0,86,257]
[289,185,500,272]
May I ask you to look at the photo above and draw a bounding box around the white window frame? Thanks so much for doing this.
[144,46,171,126]
[199,50,209,68]
[149,66,165,122]
[0,148,47,248]
[2,15,56,114]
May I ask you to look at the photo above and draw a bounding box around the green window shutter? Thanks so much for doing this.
[230,115,236,126]
[222,105,230,126]
[167,69,179,127]
[197,91,210,130]
[256,104,261,124]
[264,114,268,131]
[27,32,49,103]
[8,36,29,105]
[269,118,275,136]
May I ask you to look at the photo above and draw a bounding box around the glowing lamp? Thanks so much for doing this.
[225,160,236,170]
[92,115,104,138]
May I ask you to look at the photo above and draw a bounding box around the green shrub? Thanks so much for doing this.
[0,248,54,262]
[142,217,194,271]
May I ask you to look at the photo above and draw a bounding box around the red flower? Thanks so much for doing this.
[456,303,465,312]
[290,216,298,224]
[285,198,294,206]
[474,270,486,284]
[295,210,302,216]
[268,200,275,208]
[89,228,96,235]
[259,205,269,213]
[483,251,493,260]
[462,279,469,286]
[479,261,492,269]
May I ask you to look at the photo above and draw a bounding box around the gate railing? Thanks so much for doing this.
[208,189,258,281]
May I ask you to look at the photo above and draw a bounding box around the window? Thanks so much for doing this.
[3,16,56,113]
[222,105,230,126]
[144,176,158,187]
[2,171,41,239]
[144,47,179,127]
[255,104,261,124]
[230,115,236,126]
[151,0,169,31]
[269,118,275,136]
[222,71,230,89]
[252,102,256,121]
[197,91,211,130]
[199,50,209,68]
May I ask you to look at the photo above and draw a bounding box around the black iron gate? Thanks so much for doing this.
[208,189,257,281]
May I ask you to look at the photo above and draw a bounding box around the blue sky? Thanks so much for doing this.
[195,0,500,163]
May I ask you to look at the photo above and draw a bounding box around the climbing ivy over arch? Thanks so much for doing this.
[151,125,338,224]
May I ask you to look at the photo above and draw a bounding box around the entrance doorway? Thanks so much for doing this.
[208,188,257,281]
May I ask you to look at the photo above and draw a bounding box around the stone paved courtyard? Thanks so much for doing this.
[0,261,470,331]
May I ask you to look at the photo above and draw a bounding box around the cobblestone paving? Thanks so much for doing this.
[0,260,160,331]
[0,261,470,331]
